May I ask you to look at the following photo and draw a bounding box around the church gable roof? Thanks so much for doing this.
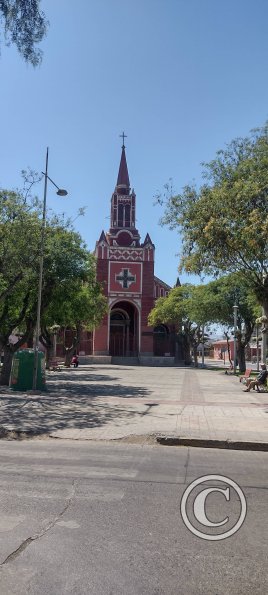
[142,233,155,248]
[154,275,172,291]
[98,230,108,244]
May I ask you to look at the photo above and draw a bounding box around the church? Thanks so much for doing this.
[93,138,177,363]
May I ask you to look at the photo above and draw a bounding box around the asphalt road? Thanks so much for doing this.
[0,440,267,595]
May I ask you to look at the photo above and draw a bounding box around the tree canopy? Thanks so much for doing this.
[0,0,48,65]
[159,124,268,317]
[0,185,106,383]
[148,284,205,366]
[148,275,260,371]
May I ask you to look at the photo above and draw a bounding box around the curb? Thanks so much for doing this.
[156,435,268,452]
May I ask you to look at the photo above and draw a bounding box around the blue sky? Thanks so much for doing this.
[1,0,267,286]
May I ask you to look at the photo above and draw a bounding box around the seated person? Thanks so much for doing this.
[71,355,79,368]
[244,364,267,392]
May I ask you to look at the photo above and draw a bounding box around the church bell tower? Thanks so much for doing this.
[94,134,155,358]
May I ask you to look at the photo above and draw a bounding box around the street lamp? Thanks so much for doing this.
[201,323,205,369]
[32,148,67,390]
[233,304,238,374]
[256,323,260,372]
[261,272,267,366]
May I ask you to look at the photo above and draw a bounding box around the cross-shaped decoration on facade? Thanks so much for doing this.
[116,268,136,289]
[120,131,127,148]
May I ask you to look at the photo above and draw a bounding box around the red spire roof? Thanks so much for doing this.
[116,145,130,191]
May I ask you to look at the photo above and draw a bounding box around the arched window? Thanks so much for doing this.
[125,204,131,227]
[118,204,124,227]
[153,325,169,335]
[110,311,127,321]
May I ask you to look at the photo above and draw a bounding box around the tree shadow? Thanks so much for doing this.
[0,369,152,436]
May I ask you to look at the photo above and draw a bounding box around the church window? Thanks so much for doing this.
[118,204,124,227]
[153,325,169,335]
[125,204,131,227]
[111,311,127,321]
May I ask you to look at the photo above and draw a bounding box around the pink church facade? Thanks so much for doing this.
[93,142,176,359]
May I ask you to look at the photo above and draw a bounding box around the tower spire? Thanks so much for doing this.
[116,132,130,193]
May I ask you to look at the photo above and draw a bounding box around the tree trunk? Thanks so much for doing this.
[64,346,75,367]
[46,344,53,369]
[193,345,198,367]
[262,291,268,320]
[27,336,34,348]
[183,335,192,365]
[0,318,36,386]
[40,328,54,369]
[0,346,14,386]
[64,326,81,367]
[237,346,246,373]
[224,332,233,369]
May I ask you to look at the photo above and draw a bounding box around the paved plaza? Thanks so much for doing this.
[0,364,268,445]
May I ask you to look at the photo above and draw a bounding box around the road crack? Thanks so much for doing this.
[183,447,190,484]
[1,480,76,566]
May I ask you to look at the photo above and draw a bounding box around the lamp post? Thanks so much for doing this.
[32,148,67,390]
[261,271,267,365]
[201,324,205,369]
[256,324,260,372]
[261,321,267,366]
[233,304,238,374]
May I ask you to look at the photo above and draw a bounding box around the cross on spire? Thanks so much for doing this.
[116,268,136,289]
[120,131,127,148]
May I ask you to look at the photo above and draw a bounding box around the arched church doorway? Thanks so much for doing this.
[153,324,176,356]
[109,301,139,356]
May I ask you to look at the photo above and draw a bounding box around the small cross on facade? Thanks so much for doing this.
[116,268,136,289]
[120,131,127,148]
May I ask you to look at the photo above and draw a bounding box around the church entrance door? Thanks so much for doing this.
[153,325,175,356]
[109,302,138,357]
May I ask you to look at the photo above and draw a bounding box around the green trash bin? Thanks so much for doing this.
[9,349,46,391]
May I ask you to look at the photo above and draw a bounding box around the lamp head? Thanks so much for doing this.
[57,189,68,196]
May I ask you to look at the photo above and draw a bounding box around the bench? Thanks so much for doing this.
[255,380,268,393]
[49,358,62,371]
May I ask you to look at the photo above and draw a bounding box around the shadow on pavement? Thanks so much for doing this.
[0,369,152,437]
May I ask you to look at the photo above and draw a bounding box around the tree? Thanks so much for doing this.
[148,275,260,371]
[148,285,206,367]
[42,255,107,367]
[0,188,41,303]
[158,124,268,319]
[0,188,42,383]
[0,0,48,65]
[0,193,101,384]
[190,274,260,372]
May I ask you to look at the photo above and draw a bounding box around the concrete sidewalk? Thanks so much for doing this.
[0,365,268,446]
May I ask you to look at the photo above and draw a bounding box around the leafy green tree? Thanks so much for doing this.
[0,193,101,383]
[0,0,48,65]
[148,285,206,367]
[0,276,38,384]
[0,189,41,304]
[42,255,107,366]
[148,275,259,371]
[158,124,268,319]
[190,274,260,372]
[0,188,41,383]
